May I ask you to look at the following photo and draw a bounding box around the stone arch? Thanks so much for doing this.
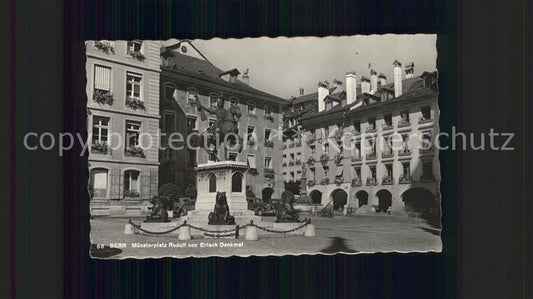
[231,172,243,193]
[375,189,392,213]
[401,187,435,213]
[208,173,217,193]
[330,189,348,210]
[355,190,369,208]
[309,189,322,204]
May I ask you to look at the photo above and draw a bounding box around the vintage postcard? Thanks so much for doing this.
[86,35,441,259]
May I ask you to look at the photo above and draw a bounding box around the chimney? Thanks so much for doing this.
[361,76,371,94]
[370,69,378,94]
[378,73,387,86]
[317,81,329,112]
[345,71,357,106]
[242,68,250,85]
[393,59,403,97]
[299,87,304,96]
[405,62,415,79]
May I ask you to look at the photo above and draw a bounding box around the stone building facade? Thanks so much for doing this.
[297,61,440,215]
[86,40,161,216]
[159,40,286,202]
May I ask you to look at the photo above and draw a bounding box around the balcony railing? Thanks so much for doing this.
[398,148,411,156]
[399,174,411,184]
[366,177,377,186]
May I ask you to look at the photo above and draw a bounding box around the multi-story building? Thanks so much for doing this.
[86,40,161,216]
[281,89,317,196]
[299,61,440,215]
[159,40,286,202]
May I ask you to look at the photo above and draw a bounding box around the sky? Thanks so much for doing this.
[164,35,437,100]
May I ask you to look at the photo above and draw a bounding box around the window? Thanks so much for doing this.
[282,154,287,164]
[208,152,217,162]
[367,138,376,155]
[402,162,411,178]
[290,171,295,180]
[353,120,361,133]
[231,172,243,192]
[368,118,376,130]
[264,157,272,169]
[125,120,141,147]
[384,114,392,126]
[187,149,197,166]
[369,166,376,179]
[323,126,329,138]
[127,40,142,55]
[229,97,238,105]
[247,126,255,143]
[264,129,271,141]
[421,132,433,150]
[324,143,329,155]
[228,152,238,161]
[323,166,329,178]
[296,152,301,160]
[187,116,198,132]
[353,167,361,179]
[385,164,393,178]
[94,65,111,91]
[208,119,216,128]
[265,105,272,116]
[126,72,142,101]
[92,116,109,143]
[164,111,176,132]
[208,173,217,193]
[353,141,361,158]
[247,154,256,169]
[90,168,108,199]
[421,106,431,120]
[247,102,256,115]
[400,110,410,123]
[187,88,198,103]
[123,170,140,196]
[209,94,219,108]
[310,145,316,155]
[165,83,176,101]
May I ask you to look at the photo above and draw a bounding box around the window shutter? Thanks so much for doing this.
[109,169,120,199]
[141,171,151,199]
[94,65,111,91]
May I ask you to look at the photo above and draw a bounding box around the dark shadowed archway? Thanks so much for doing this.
[331,189,348,210]
[355,190,369,207]
[402,188,435,213]
[376,190,392,212]
[309,190,322,204]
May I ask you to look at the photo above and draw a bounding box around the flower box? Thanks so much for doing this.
[94,41,115,54]
[382,176,393,185]
[295,160,302,165]
[366,153,377,160]
[398,148,411,156]
[91,141,110,154]
[124,146,145,158]
[307,179,316,187]
[264,140,274,148]
[319,154,329,164]
[288,161,295,166]
[123,190,140,198]
[129,51,145,61]
[306,156,315,165]
[320,177,330,185]
[264,114,274,121]
[126,97,146,111]
[247,168,258,175]
[334,153,343,165]
[399,174,411,184]
[93,89,114,105]
[247,138,255,146]
[334,176,343,186]
[366,177,377,186]
[351,178,362,187]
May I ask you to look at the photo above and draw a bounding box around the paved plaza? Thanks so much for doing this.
[90,214,442,259]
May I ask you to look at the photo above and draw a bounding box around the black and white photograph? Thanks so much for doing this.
[87,35,441,259]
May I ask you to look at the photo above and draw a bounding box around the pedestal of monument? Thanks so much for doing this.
[184,161,262,224]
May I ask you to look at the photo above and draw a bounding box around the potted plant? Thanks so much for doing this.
[320,177,330,185]
[93,89,114,105]
[129,51,145,61]
[124,145,145,158]
[126,97,146,111]
[264,114,274,121]
[94,41,115,54]
[91,140,110,154]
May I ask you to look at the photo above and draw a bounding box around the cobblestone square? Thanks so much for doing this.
[90,215,441,259]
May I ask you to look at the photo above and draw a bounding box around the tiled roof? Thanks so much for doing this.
[162,47,285,103]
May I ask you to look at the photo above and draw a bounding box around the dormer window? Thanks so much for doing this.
[247,102,256,115]
[209,93,220,108]
[127,41,145,61]
[264,105,272,116]
[187,88,198,104]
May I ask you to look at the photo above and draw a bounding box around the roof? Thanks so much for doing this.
[300,72,438,125]
[161,45,286,103]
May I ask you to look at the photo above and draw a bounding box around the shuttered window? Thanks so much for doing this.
[94,65,111,91]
